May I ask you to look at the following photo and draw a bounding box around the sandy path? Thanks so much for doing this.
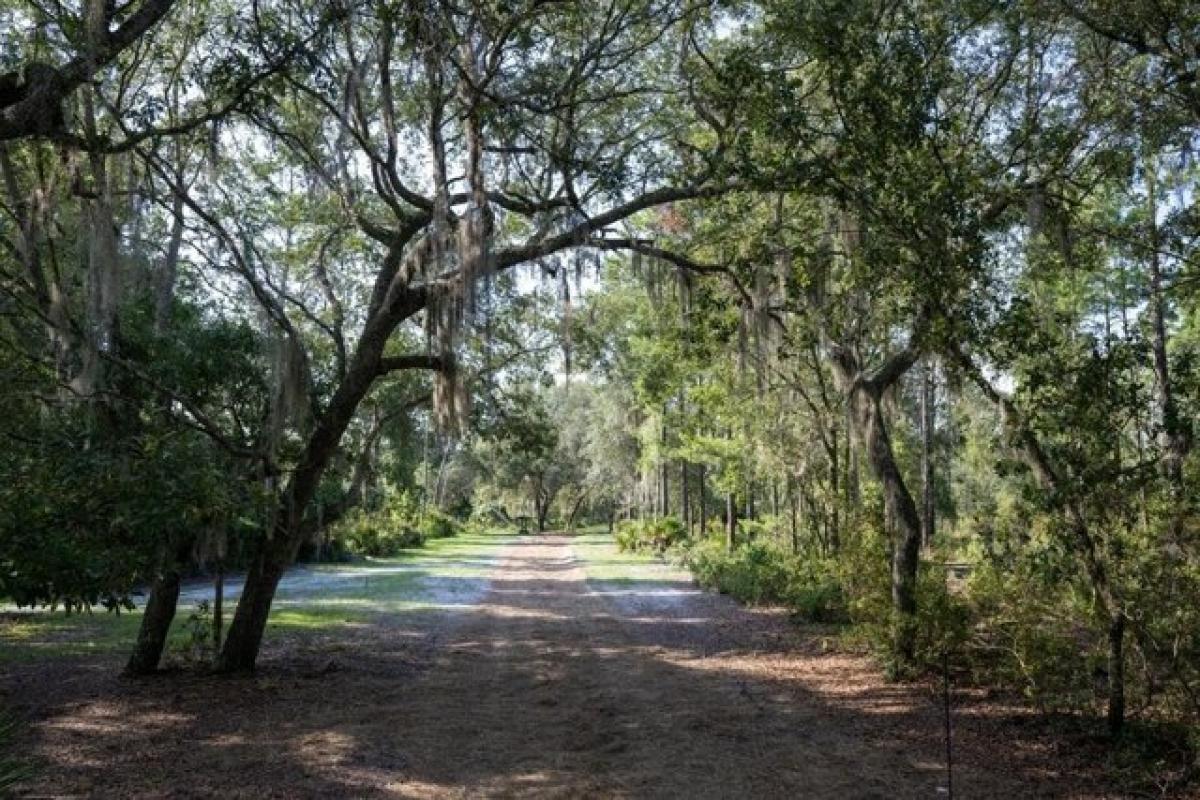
[371,534,1115,799]
[380,534,917,798]
[9,533,1116,798]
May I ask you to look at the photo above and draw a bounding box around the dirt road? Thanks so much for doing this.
[8,533,1114,798]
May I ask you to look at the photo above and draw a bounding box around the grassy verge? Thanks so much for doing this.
[570,528,680,586]
[0,527,514,663]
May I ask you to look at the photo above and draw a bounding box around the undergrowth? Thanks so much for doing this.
[328,490,468,557]
[651,516,1197,794]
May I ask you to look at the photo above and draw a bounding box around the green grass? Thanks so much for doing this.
[0,610,147,661]
[0,527,514,663]
[571,530,675,584]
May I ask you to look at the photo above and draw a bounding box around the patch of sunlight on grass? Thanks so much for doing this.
[1,600,368,663]
[267,605,368,630]
[0,527,516,663]
[571,529,687,586]
[574,531,645,564]
[0,610,174,662]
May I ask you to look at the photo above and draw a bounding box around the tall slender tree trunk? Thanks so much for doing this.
[75,89,121,398]
[535,490,550,532]
[660,416,670,518]
[155,191,185,335]
[846,406,860,506]
[1146,154,1189,493]
[1108,611,1126,737]
[698,464,707,536]
[725,492,737,551]
[920,359,936,549]
[829,422,841,552]
[789,475,799,553]
[681,461,691,535]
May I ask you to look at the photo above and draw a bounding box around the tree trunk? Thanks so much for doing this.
[125,571,183,675]
[215,544,288,672]
[829,422,841,552]
[853,385,923,668]
[125,537,193,675]
[216,280,428,673]
[565,492,587,533]
[788,476,799,552]
[846,405,860,506]
[661,418,670,518]
[725,492,737,551]
[1107,611,1126,738]
[921,359,936,549]
[154,191,185,335]
[681,461,691,535]
[1146,155,1190,493]
[698,464,707,536]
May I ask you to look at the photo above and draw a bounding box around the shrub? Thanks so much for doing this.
[329,491,424,557]
[709,542,791,604]
[784,558,849,624]
[460,518,494,537]
[614,517,687,554]
[963,557,1098,714]
[615,520,640,552]
[789,579,847,624]
[817,520,970,674]
[419,510,462,540]
[169,600,216,666]
[681,537,849,622]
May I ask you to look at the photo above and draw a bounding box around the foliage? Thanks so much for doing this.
[328,491,465,558]
[173,601,217,667]
[614,517,686,554]
[0,411,254,612]
[682,537,848,624]
[329,492,425,558]
[419,510,463,541]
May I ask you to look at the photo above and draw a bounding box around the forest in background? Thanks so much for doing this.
[1,0,1198,790]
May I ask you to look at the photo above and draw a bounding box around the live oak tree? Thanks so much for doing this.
[197,0,741,671]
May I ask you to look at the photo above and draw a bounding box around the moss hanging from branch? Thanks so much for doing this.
[427,293,468,436]
[560,266,573,379]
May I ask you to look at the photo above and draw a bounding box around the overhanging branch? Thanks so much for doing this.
[377,353,447,376]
